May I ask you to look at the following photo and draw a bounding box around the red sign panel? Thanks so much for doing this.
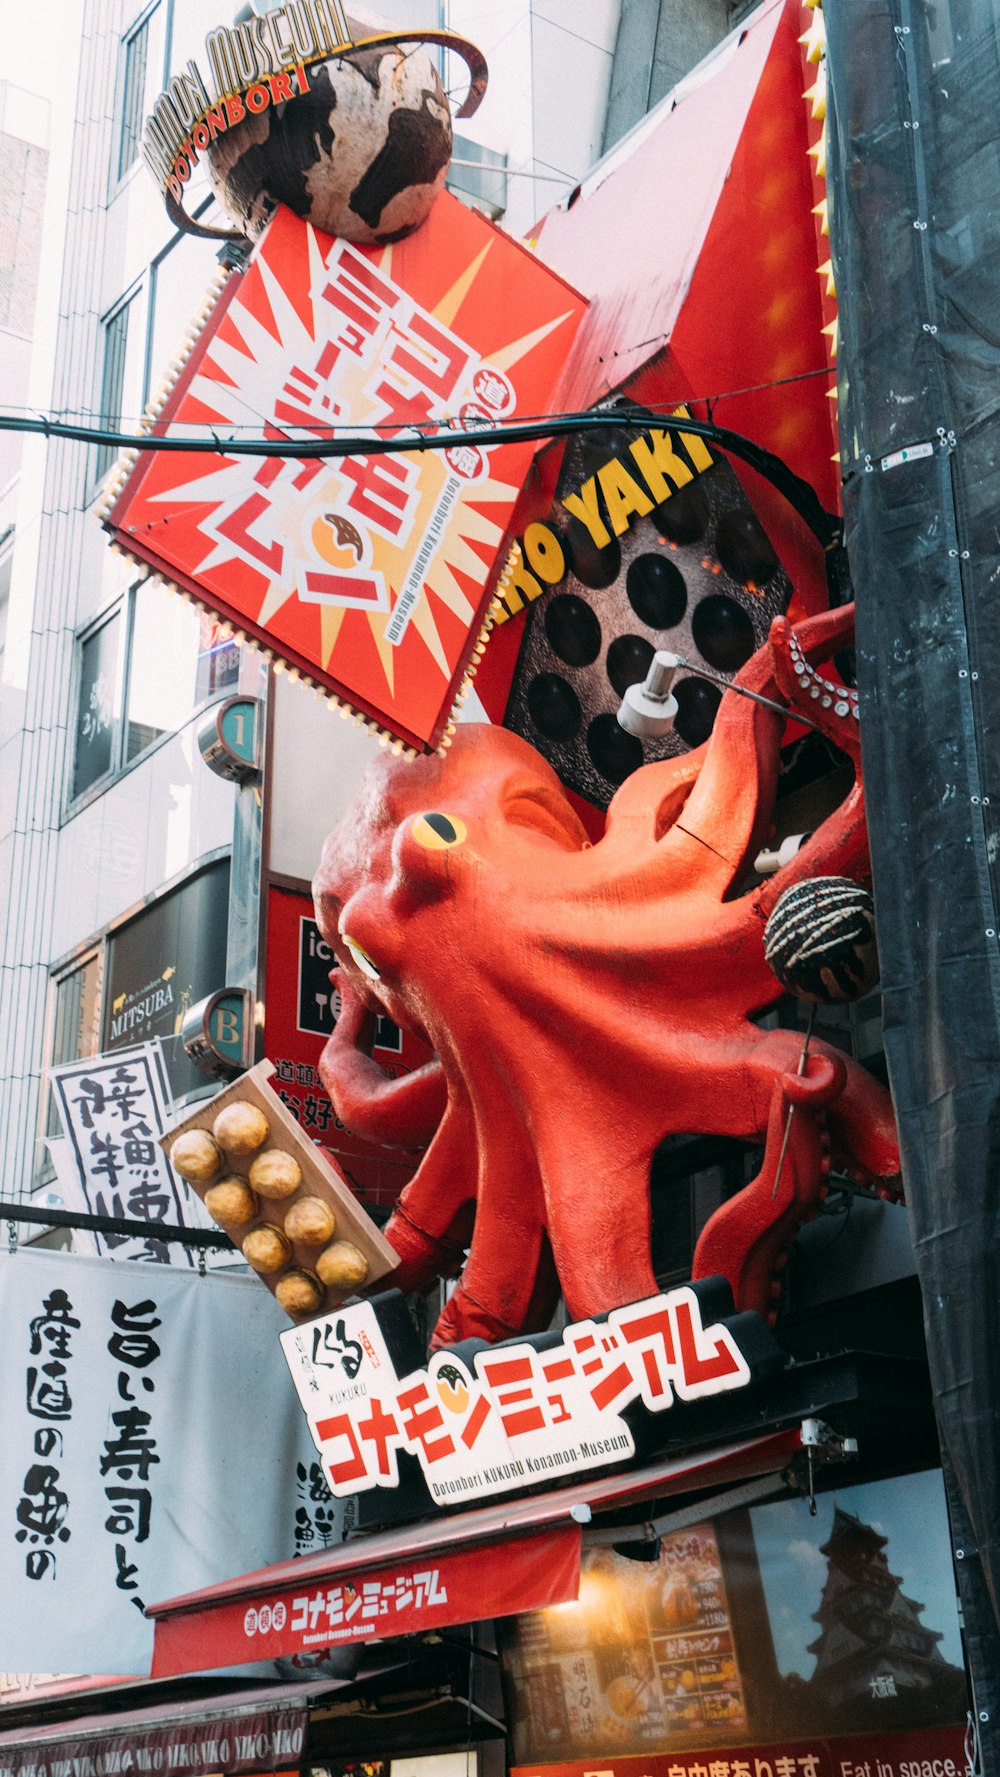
[151,1525,581,1677]
[509,1725,967,1777]
[263,884,430,1205]
[105,197,586,751]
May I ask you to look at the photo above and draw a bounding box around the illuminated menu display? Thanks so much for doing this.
[502,1525,747,1763]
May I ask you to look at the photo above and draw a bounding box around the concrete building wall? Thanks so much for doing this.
[0,83,49,583]
[0,0,235,1199]
[602,0,738,153]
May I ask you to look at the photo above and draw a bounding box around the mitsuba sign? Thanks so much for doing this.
[281,1282,778,1508]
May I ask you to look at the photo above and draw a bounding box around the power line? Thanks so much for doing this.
[0,402,840,548]
[0,365,836,427]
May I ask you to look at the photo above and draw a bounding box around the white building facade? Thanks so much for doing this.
[0,0,745,1208]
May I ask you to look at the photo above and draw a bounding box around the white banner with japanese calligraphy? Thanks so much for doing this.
[48,1046,237,1268]
[0,1248,341,1675]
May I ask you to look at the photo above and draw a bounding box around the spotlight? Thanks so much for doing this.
[612,1534,662,1563]
[616,652,680,739]
[616,652,825,740]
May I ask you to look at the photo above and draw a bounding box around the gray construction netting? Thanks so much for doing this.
[825,0,1000,1737]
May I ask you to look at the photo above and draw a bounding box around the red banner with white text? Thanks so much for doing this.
[152,1524,581,1677]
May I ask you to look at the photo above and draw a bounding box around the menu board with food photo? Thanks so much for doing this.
[500,1525,749,1764]
[653,1526,747,1736]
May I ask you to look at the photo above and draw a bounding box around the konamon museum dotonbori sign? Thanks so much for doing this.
[280,1282,781,1510]
[142,1,488,243]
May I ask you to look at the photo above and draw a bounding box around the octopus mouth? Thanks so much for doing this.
[342,934,382,981]
[338,937,433,1048]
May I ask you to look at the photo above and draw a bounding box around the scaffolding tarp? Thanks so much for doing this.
[825,0,1000,1740]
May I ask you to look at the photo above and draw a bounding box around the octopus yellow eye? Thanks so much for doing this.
[410,812,467,851]
[342,935,381,981]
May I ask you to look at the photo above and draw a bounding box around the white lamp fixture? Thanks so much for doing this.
[617,651,681,739]
[616,652,825,740]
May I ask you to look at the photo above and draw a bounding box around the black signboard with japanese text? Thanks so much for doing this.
[102,860,230,1102]
[264,885,428,1206]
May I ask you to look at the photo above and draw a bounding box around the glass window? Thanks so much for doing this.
[73,611,122,798]
[124,581,239,764]
[194,609,242,703]
[147,230,219,401]
[500,1467,967,1764]
[70,581,239,802]
[95,289,145,481]
[117,15,150,180]
[43,950,103,1148]
[114,3,166,187]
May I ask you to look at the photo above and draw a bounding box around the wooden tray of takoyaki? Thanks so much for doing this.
[159,1060,398,1320]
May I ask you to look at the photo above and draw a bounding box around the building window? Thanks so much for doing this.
[73,608,123,799]
[446,133,508,220]
[40,856,231,1177]
[95,289,144,482]
[117,14,150,181]
[70,581,240,807]
[39,948,103,1176]
[148,229,221,395]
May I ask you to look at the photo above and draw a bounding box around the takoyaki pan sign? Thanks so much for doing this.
[280,1282,773,1508]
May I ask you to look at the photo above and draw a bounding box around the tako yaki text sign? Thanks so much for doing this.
[280,1284,756,1507]
[105,198,586,751]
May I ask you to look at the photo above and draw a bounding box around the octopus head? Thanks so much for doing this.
[312,724,589,1026]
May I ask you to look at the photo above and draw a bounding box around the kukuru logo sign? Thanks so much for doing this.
[281,1283,775,1509]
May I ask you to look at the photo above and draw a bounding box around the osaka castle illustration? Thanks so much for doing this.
[807,1506,966,1725]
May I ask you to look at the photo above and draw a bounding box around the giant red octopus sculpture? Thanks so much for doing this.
[313,603,901,1348]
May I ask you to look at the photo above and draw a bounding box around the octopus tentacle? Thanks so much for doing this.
[692,1050,844,1323]
[383,1099,478,1292]
[432,1140,552,1347]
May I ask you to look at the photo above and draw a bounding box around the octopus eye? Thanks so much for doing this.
[342,935,381,981]
[410,811,467,851]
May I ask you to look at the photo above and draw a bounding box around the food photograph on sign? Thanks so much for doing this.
[500,1470,967,1768]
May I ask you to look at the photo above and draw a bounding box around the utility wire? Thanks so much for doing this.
[0,365,835,427]
[0,402,840,548]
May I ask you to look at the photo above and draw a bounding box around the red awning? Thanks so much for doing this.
[149,1428,801,1678]
[0,1679,340,1777]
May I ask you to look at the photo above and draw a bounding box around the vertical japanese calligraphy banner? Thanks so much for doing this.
[0,1248,339,1675]
[48,1046,236,1268]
